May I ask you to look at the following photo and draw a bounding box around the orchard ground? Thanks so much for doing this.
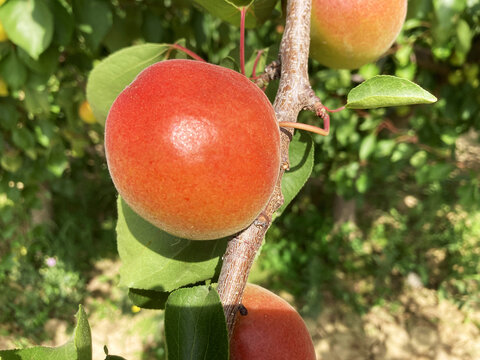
[1,258,479,360]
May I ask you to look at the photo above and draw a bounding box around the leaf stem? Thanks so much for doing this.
[169,43,206,62]
[251,50,264,78]
[240,7,247,76]
[324,105,345,113]
[279,121,329,136]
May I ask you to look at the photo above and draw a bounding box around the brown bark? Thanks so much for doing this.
[217,0,316,337]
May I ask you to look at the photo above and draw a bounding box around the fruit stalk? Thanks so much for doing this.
[217,0,315,337]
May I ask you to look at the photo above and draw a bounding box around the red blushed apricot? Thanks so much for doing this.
[310,0,407,69]
[105,60,280,240]
[231,284,316,360]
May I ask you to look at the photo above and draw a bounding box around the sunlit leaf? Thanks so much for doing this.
[0,305,91,360]
[0,0,53,59]
[346,76,437,109]
[86,43,171,125]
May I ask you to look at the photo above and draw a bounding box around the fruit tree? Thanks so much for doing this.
[0,0,443,359]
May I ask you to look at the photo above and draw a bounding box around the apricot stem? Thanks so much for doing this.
[240,7,247,76]
[169,43,206,62]
[279,121,329,136]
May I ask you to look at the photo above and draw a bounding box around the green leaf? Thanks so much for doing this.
[17,46,59,75]
[359,133,376,161]
[73,0,113,50]
[165,286,229,360]
[117,197,228,292]
[12,128,35,150]
[128,288,170,310]
[0,102,19,130]
[455,19,473,56]
[74,305,92,360]
[432,0,466,46]
[277,131,314,216]
[346,76,437,109]
[0,305,92,360]
[0,0,54,59]
[194,0,278,29]
[86,43,171,125]
[0,50,28,89]
[47,144,68,177]
[47,0,74,46]
[1,149,23,173]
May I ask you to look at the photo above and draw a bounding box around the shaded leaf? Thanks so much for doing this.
[194,0,277,29]
[128,288,170,310]
[0,50,28,89]
[73,0,113,50]
[117,198,228,292]
[346,76,437,109]
[165,286,229,360]
[277,131,314,216]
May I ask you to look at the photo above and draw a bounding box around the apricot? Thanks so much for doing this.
[310,0,407,69]
[78,100,97,124]
[0,20,8,42]
[230,284,316,360]
[0,77,8,97]
[105,60,280,240]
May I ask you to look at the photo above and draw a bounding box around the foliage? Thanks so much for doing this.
[258,0,480,317]
[0,0,479,358]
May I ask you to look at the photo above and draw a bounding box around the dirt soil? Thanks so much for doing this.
[309,287,480,360]
[2,259,479,359]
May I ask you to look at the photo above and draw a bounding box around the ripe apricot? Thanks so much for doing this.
[310,0,407,69]
[230,284,316,360]
[105,60,280,240]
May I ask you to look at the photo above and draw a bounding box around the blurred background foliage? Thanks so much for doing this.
[0,0,479,346]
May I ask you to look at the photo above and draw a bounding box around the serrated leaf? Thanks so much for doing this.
[165,286,229,360]
[276,131,314,216]
[194,0,277,29]
[117,198,228,292]
[0,305,91,360]
[86,43,171,125]
[346,75,437,109]
[0,0,54,59]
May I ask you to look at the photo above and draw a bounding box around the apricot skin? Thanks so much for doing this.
[230,284,316,360]
[105,60,280,240]
[310,0,407,69]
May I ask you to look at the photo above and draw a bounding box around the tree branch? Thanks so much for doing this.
[217,0,315,337]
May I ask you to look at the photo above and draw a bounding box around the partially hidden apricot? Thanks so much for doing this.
[105,60,280,240]
[78,100,97,124]
[310,0,407,69]
[231,284,316,360]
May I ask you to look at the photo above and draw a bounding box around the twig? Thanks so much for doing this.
[217,0,315,337]
[253,60,282,88]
